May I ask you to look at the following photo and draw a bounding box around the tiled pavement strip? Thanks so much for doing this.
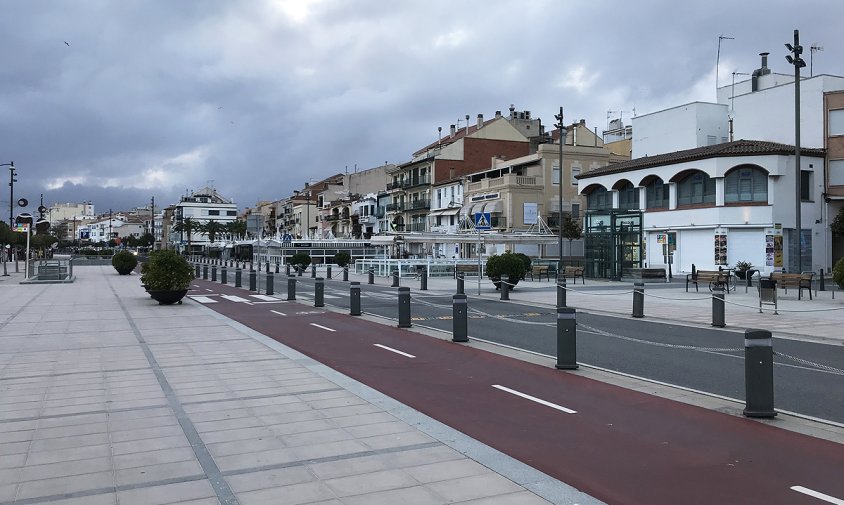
[0,267,600,505]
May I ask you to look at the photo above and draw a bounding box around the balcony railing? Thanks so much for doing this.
[408,222,427,232]
[403,175,431,189]
[385,202,405,212]
[411,199,430,210]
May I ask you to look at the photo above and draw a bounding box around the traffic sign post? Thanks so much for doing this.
[474,212,491,231]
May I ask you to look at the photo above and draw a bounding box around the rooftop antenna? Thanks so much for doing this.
[716,34,735,89]
[730,71,750,114]
[810,43,824,77]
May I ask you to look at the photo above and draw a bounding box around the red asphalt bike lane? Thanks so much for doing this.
[191,278,844,505]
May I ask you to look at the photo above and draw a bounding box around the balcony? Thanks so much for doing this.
[411,199,430,210]
[403,175,431,189]
[408,222,427,232]
[468,174,543,192]
[385,202,405,212]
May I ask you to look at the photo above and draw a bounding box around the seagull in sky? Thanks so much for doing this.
[64,41,70,46]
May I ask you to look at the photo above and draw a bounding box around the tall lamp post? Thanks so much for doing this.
[554,107,567,274]
[786,29,806,273]
[3,162,16,272]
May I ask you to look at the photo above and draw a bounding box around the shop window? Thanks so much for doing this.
[645,178,669,209]
[725,167,768,203]
[677,172,715,206]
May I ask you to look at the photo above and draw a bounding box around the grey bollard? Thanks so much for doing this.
[452,294,468,342]
[235,268,242,288]
[557,275,567,308]
[265,262,270,274]
[819,268,825,291]
[350,282,361,316]
[266,272,274,296]
[202,265,208,280]
[420,267,427,291]
[392,269,399,287]
[712,286,725,327]
[500,280,510,300]
[743,329,776,418]
[297,265,303,277]
[343,266,349,282]
[555,307,578,370]
[456,271,464,294]
[368,267,374,285]
[311,265,316,278]
[195,264,201,278]
[286,263,291,276]
[221,266,228,284]
[326,265,332,279]
[249,270,257,291]
[632,282,644,318]
[211,265,217,282]
[275,263,280,274]
[314,278,324,307]
[287,277,296,301]
[397,287,411,328]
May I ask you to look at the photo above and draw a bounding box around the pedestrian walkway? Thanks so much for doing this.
[0,266,598,505]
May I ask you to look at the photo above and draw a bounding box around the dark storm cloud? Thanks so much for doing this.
[1,0,841,216]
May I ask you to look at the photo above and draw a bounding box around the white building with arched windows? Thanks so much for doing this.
[577,140,826,275]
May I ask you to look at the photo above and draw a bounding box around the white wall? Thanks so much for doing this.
[633,102,729,157]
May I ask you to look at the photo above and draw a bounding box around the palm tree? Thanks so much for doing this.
[225,220,247,241]
[202,220,225,244]
[172,217,200,253]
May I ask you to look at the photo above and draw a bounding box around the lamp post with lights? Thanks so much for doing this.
[786,29,806,273]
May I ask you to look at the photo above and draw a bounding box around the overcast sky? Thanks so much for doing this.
[2,0,841,216]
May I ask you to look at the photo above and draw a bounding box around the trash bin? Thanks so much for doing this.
[758,278,777,314]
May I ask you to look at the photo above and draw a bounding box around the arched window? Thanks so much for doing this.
[725,166,768,203]
[587,187,612,210]
[617,181,639,210]
[644,177,669,209]
[676,171,715,206]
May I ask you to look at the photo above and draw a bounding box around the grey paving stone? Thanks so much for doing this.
[117,479,216,505]
[327,412,397,428]
[0,441,30,456]
[279,428,354,448]
[110,425,185,443]
[342,484,445,505]
[113,446,197,470]
[108,414,179,432]
[206,436,286,458]
[115,459,204,487]
[35,421,109,439]
[16,470,113,500]
[358,430,436,451]
[236,481,337,505]
[324,468,419,497]
[403,458,490,484]
[426,473,526,503]
[29,432,110,452]
[213,447,299,473]
[455,491,554,504]
[111,434,190,455]
[36,492,118,505]
[24,443,111,466]
[289,440,371,462]
[196,426,275,445]
[342,420,416,439]
[193,416,265,433]
[382,445,465,468]
[226,466,315,493]
[0,483,18,502]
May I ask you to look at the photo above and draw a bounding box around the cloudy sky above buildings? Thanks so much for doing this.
[2,0,842,215]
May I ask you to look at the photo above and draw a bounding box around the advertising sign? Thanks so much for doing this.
[523,203,538,225]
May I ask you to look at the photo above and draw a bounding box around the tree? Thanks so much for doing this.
[172,217,200,253]
[139,233,154,247]
[0,222,13,262]
[225,220,247,241]
[831,208,844,237]
[202,220,225,243]
[561,216,583,263]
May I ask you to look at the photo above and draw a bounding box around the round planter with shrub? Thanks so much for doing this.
[486,252,527,290]
[334,251,351,268]
[289,252,311,273]
[140,250,195,305]
[112,250,139,275]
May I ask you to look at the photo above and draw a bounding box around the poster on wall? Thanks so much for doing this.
[764,226,784,268]
[523,203,538,225]
[714,232,728,266]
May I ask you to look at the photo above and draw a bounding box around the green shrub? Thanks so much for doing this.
[514,253,531,279]
[112,250,138,275]
[833,256,844,290]
[486,252,526,289]
[289,252,311,269]
[79,248,98,256]
[140,250,194,291]
[334,252,351,267]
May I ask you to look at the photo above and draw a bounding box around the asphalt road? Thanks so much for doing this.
[186,275,844,505]
[260,273,844,425]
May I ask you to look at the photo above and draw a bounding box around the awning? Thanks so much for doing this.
[433,207,462,216]
[369,235,397,244]
[482,200,503,213]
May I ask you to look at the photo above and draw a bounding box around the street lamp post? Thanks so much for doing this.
[786,29,806,273]
[554,108,567,274]
[3,162,16,272]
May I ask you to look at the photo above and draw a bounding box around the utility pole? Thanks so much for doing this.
[786,29,806,273]
[109,208,113,246]
[150,196,155,245]
[4,162,14,229]
[554,107,567,273]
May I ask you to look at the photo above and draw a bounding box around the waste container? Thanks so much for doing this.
[758,278,777,314]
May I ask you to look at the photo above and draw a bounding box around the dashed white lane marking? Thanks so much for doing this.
[270,310,287,316]
[205,288,214,292]
[189,296,218,304]
[221,295,250,303]
[791,486,844,505]
[250,295,277,301]
[373,344,416,358]
[492,385,577,414]
[309,323,336,332]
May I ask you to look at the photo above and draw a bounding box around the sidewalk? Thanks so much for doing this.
[0,267,598,505]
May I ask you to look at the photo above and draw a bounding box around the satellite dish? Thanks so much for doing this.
[17,198,28,207]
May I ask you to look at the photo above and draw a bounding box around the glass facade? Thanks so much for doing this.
[584,210,643,280]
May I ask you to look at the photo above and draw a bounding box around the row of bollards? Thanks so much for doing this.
[194,259,777,420]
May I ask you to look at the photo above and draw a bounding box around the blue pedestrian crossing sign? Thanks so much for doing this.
[474,212,491,230]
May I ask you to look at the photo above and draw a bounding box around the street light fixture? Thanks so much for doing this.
[785,29,806,273]
[554,107,567,274]
[3,161,14,229]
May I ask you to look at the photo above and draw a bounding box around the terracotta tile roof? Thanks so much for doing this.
[412,118,497,157]
[577,139,826,179]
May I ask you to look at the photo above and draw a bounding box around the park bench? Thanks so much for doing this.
[454,264,480,278]
[686,270,730,292]
[529,265,550,281]
[561,266,585,284]
[769,272,814,300]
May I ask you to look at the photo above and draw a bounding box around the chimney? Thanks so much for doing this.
[495,110,502,118]
[751,52,771,92]
[450,124,456,137]
[760,52,770,72]
[477,114,483,127]
[465,114,470,134]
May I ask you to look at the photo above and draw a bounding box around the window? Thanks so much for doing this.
[587,187,611,210]
[830,160,844,186]
[645,178,669,209]
[617,182,639,209]
[552,163,560,184]
[676,171,715,206]
[830,109,844,136]
[725,167,768,203]
[707,135,717,146]
[571,167,580,185]
[571,203,580,219]
[208,210,220,216]
[227,210,237,216]
[801,170,813,201]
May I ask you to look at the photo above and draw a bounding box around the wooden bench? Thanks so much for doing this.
[770,272,813,300]
[529,265,550,281]
[454,264,480,278]
[561,266,585,284]
[686,270,729,292]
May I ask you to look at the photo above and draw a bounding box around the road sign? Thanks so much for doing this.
[474,212,491,230]
[13,223,29,233]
